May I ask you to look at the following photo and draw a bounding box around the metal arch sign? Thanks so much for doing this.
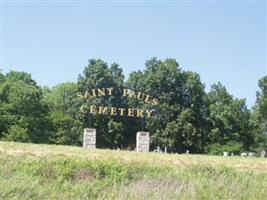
[77,88,159,118]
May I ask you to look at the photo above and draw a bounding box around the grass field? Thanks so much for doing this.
[1,141,267,200]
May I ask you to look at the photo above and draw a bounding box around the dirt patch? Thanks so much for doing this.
[72,168,94,182]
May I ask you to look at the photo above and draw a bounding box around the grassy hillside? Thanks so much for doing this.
[1,141,267,200]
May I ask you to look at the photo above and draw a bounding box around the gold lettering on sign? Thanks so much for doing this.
[110,107,117,115]
[123,89,130,97]
[152,98,159,105]
[80,105,87,113]
[78,87,159,118]
[84,91,91,99]
[77,92,84,99]
[129,91,137,98]
[128,108,134,117]
[92,89,96,97]
[97,88,106,96]
[137,92,144,100]
[118,108,126,116]
[107,88,113,95]
[99,106,108,115]
[145,110,154,118]
[78,88,159,106]
[136,109,144,118]
[90,105,97,113]
[79,105,155,118]
[144,94,151,103]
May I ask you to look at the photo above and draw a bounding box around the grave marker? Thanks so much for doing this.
[83,128,96,148]
[136,132,149,152]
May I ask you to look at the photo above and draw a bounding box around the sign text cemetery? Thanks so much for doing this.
[78,87,159,151]
[77,88,159,118]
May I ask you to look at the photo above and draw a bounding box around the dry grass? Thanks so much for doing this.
[1,141,267,200]
[114,178,194,200]
[1,141,267,173]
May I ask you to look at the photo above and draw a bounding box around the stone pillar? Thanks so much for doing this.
[83,128,96,148]
[136,131,149,152]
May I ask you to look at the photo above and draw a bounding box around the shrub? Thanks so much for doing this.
[207,142,243,155]
[3,125,30,142]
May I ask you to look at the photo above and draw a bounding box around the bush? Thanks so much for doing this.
[3,125,30,142]
[207,142,243,155]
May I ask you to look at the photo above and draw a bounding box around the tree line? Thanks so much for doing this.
[0,58,266,154]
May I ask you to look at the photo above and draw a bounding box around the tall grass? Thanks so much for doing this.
[1,141,267,200]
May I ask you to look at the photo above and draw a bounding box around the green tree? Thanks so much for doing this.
[0,71,51,143]
[251,76,267,151]
[78,59,127,148]
[206,83,253,153]
[256,76,267,125]
[43,82,83,145]
[0,71,6,135]
[1,61,262,154]
[127,58,207,153]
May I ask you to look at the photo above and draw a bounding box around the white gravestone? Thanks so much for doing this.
[83,128,96,148]
[136,132,149,152]
[260,150,266,158]
[223,152,229,157]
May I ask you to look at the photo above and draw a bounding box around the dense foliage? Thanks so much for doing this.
[0,58,266,154]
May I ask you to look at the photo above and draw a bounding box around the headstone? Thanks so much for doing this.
[260,150,266,158]
[241,152,247,157]
[157,146,160,153]
[164,146,167,153]
[248,152,255,157]
[186,150,189,154]
[223,152,229,156]
[136,131,149,152]
[83,128,96,148]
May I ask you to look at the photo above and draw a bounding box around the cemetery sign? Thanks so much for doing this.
[77,87,159,118]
